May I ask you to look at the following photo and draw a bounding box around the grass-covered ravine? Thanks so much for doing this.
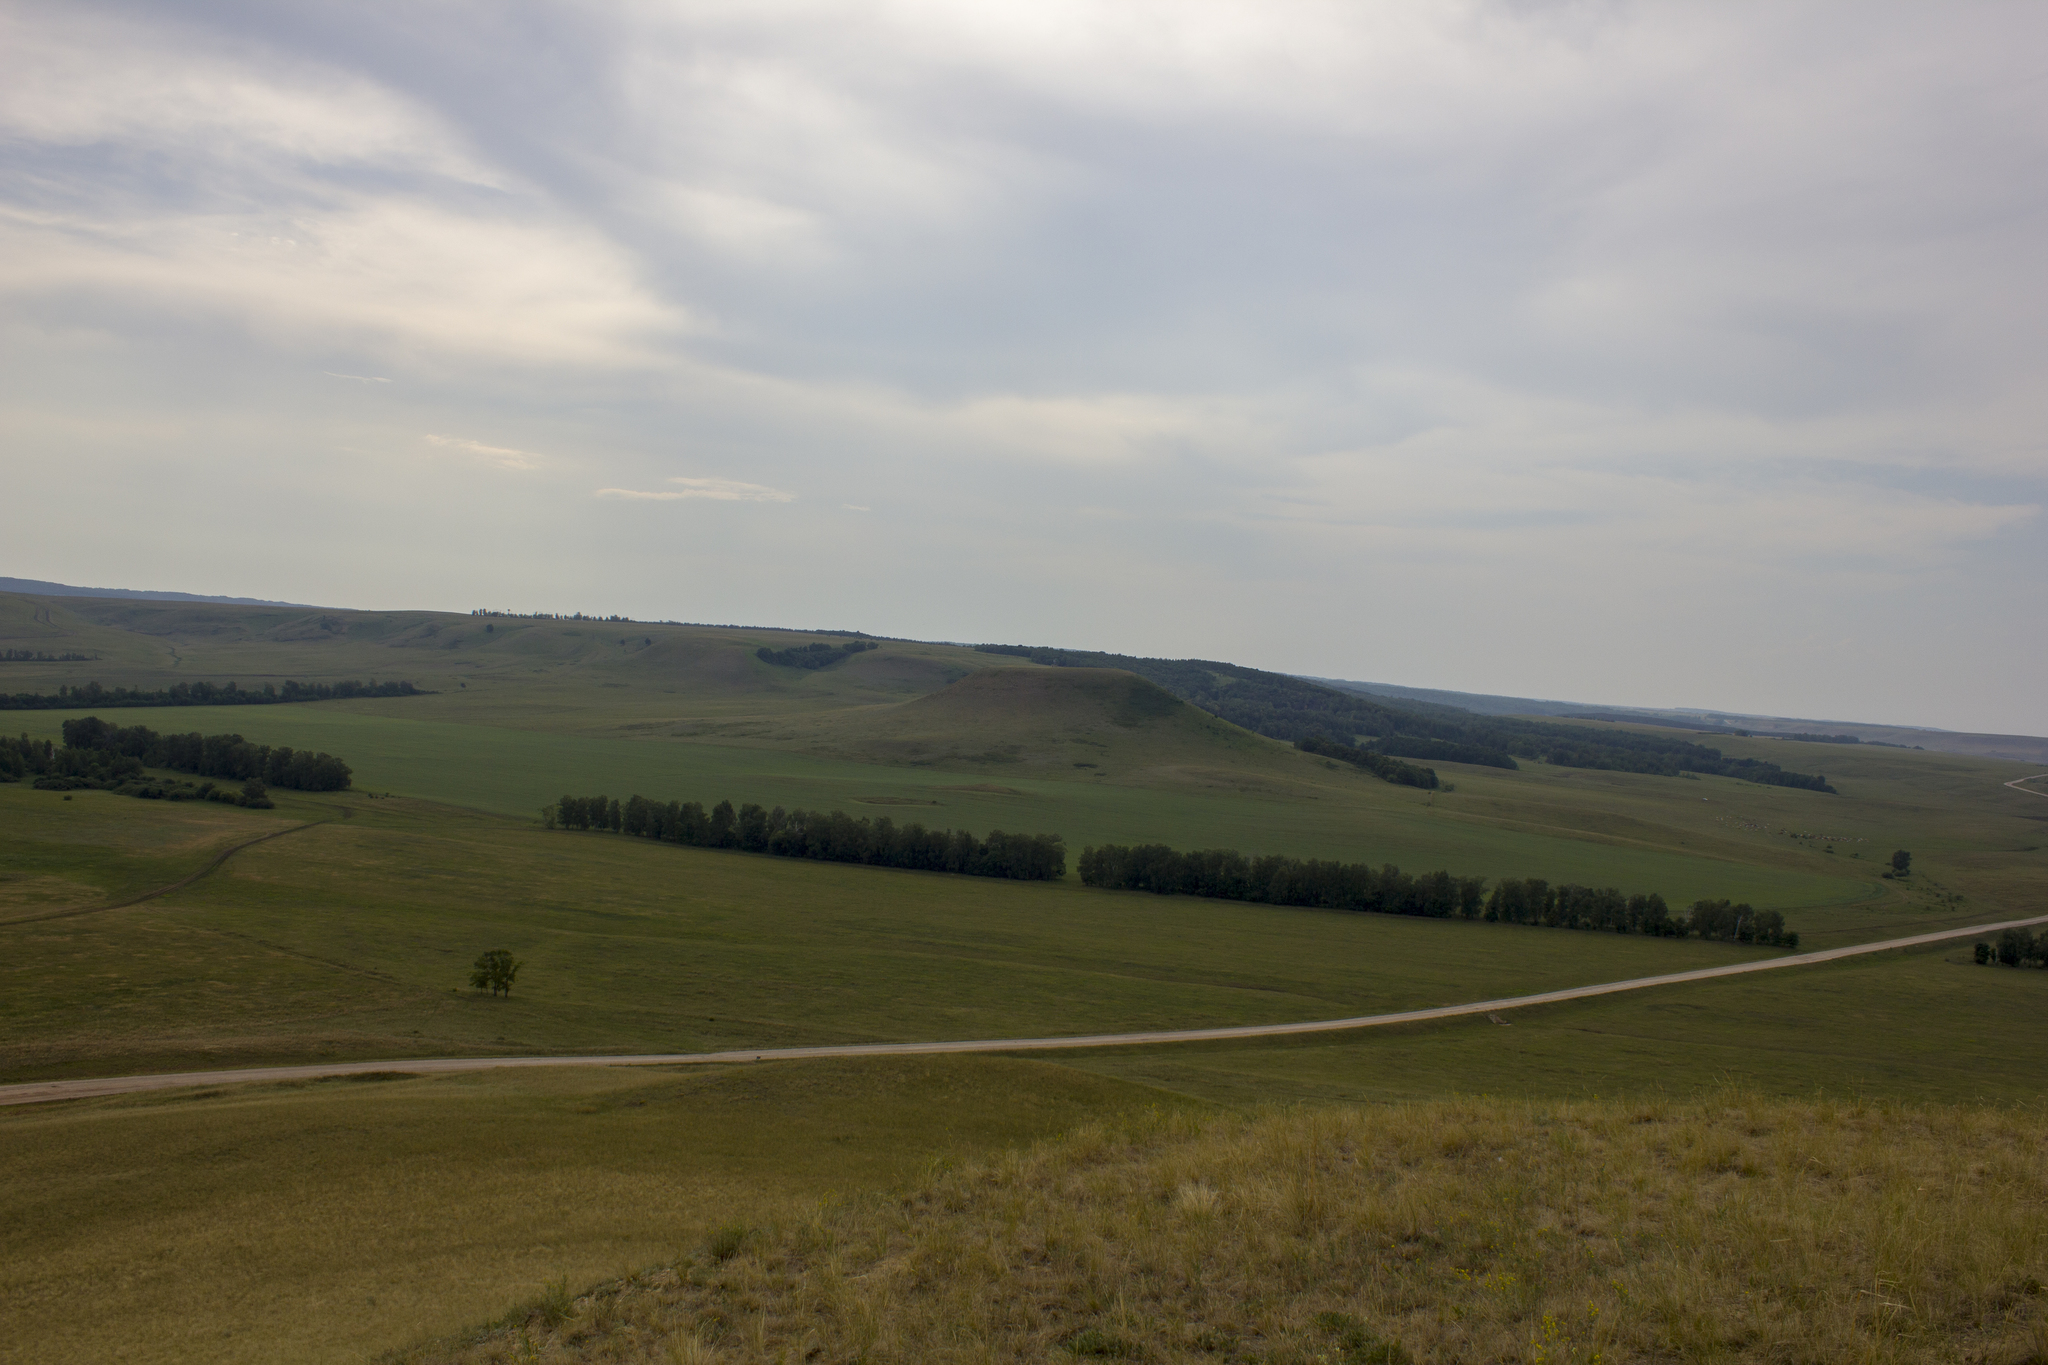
[392,1095,2048,1365]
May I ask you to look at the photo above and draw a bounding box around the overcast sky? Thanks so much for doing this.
[4,2,2044,733]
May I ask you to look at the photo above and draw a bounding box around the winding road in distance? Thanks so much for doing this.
[7,913,2044,1108]
[2006,772,2048,798]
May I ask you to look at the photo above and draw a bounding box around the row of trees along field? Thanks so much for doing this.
[1296,733,1440,788]
[0,678,424,710]
[5,715,354,792]
[1078,843,1799,946]
[2,733,274,806]
[545,793,1066,880]
[973,643,1834,791]
[1975,930,2048,968]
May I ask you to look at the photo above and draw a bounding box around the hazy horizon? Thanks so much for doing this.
[5,3,2044,733]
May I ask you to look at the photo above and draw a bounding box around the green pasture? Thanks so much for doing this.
[7,587,2042,939]
[5,704,1898,918]
[2,784,1796,1081]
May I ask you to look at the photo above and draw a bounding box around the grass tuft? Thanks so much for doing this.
[705,1225,749,1264]
[1065,1326,1143,1356]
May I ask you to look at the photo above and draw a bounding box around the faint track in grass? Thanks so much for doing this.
[6,911,2045,1108]
[0,803,348,928]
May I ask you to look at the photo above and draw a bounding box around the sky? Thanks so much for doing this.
[3,2,2045,734]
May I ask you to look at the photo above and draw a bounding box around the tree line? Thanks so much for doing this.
[0,678,425,710]
[1296,734,1439,788]
[973,643,1835,792]
[56,716,351,789]
[1375,734,1519,769]
[1975,930,2048,968]
[757,640,879,669]
[2,733,275,806]
[1078,842,1799,947]
[2,649,97,662]
[545,793,1066,880]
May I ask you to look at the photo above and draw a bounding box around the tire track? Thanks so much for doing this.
[1,809,341,928]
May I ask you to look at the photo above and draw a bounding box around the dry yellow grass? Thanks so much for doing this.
[397,1095,2048,1365]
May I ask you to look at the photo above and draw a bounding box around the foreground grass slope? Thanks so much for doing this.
[396,1095,2048,1365]
[0,1057,1178,1365]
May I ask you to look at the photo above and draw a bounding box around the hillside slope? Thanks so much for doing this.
[744,665,1353,796]
[396,1096,2048,1365]
[0,591,1006,733]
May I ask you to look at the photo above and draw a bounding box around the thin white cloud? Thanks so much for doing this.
[425,434,544,471]
[0,199,688,367]
[325,372,390,383]
[595,488,687,500]
[666,476,796,502]
[595,478,794,502]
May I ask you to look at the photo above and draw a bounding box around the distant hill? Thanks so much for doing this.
[0,576,309,607]
[1302,677,1597,718]
[1311,676,2048,766]
[972,644,1839,790]
[766,666,1314,791]
[5,580,2038,768]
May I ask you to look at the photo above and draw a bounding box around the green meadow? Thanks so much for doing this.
[3,591,2046,1361]
[0,700,1991,924]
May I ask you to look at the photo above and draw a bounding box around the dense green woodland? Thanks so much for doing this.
[1079,842,1797,947]
[547,793,1066,880]
[976,644,1834,791]
[0,678,423,709]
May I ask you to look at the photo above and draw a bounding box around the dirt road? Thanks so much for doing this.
[7,912,2043,1108]
[2005,772,2048,798]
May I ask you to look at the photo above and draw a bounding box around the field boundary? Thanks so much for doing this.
[6,912,2044,1108]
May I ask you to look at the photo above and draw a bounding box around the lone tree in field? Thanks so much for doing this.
[1891,849,1912,874]
[469,949,524,997]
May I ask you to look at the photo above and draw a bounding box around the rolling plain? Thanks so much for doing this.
[2,591,2044,1362]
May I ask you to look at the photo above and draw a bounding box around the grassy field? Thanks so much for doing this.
[2,701,2003,922]
[1,783,1808,1082]
[6,587,2043,938]
[6,590,2048,1362]
[397,1094,2048,1365]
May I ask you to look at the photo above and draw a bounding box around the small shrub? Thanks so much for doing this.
[531,1277,574,1329]
[1065,1326,1142,1357]
[1312,1310,1413,1365]
[705,1224,748,1263]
